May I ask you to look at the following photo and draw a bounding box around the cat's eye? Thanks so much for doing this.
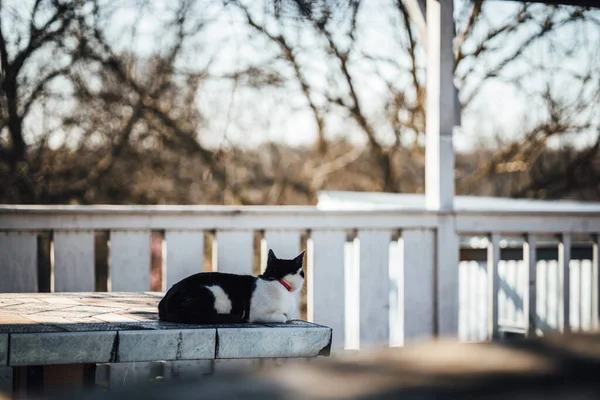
[299,270,305,278]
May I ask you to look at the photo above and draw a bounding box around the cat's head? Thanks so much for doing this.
[261,249,305,292]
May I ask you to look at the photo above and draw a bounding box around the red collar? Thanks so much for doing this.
[269,277,292,291]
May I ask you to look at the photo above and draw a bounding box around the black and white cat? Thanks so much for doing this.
[158,249,305,324]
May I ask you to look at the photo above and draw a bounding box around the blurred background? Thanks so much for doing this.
[1,0,599,206]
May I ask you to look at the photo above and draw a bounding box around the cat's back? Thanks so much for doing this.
[159,272,258,323]
[170,272,256,291]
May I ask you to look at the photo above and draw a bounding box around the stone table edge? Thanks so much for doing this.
[0,333,7,366]
[215,325,333,359]
[117,328,217,362]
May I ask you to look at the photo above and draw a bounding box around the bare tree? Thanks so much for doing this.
[2,0,599,205]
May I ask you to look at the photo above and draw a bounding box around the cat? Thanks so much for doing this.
[158,249,305,324]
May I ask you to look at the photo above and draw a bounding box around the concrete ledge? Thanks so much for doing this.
[6,323,332,366]
[118,329,216,362]
[217,325,332,359]
[0,294,332,366]
[10,331,117,366]
[0,334,7,366]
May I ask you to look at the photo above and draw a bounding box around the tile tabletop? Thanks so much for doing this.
[0,293,332,367]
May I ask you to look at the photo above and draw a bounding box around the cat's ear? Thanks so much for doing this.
[293,250,305,266]
[268,249,277,264]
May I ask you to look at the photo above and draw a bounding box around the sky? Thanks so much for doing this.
[5,0,600,153]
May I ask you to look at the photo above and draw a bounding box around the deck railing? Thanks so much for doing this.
[1,205,599,350]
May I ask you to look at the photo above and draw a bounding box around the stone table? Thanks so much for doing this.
[0,292,331,398]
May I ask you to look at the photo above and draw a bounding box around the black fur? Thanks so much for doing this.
[158,249,305,324]
[158,272,256,324]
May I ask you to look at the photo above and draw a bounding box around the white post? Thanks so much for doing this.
[425,0,459,338]
[425,0,455,211]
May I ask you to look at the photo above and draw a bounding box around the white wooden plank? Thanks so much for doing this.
[214,231,253,275]
[537,260,547,332]
[478,261,488,341]
[345,239,360,350]
[506,260,518,325]
[308,231,346,351]
[582,260,593,331]
[53,231,95,292]
[358,230,390,348]
[573,260,582,331]
[468,261,479,341]
[109,231,151,292]
[558,233,571,333]
[548,260,559,330]
[593,234,599,330]
[498,261,507,324]
[475,261,486,341]
[487,233,500,340]
[458,261,468,341]
[165,231,204,290]
[0,209,441,231]
[263,230,301,271]
[523,235,537,335]
[455,215,600,234]
[0,232,37,292]
[517,259,527,326]
[402,229,435,343]
[389,240,402,346]
[436,217,459,336]
[579,260,587,331]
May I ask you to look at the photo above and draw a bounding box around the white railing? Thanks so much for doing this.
[1,205,599,350]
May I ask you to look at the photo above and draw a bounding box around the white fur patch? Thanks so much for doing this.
[248,279,301,323]
[206,285,232,314]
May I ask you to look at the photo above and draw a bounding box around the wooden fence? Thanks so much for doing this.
[1,205,599,349]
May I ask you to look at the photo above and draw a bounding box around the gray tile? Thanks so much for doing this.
[33,310,99,319]
[216,326,332,359]
[10,331,117,366]
[0,303,70,315]
[63,306,125,314]
[118,329,216,362]
[0,299,24,308]
[0,334,7,366]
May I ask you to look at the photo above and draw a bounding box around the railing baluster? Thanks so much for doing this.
[487,233,500,340]
[54,231,95,292]
[558,233,572,333]
[402,229,435,344]
[523,234,537,336]
[165,231,204,290]
[110,231,151,292]
[0,232,38,293]
[577,260,584,331]
[358,230,390,348]
[593,234,599,330]
[436,218,460,337]
[309,230,346,350]
[214,231,253,275]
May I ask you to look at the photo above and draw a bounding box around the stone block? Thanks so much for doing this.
[0,334,7,366]
[118,329,216,362]
[216,326,332,359]
[10,331,117,366]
